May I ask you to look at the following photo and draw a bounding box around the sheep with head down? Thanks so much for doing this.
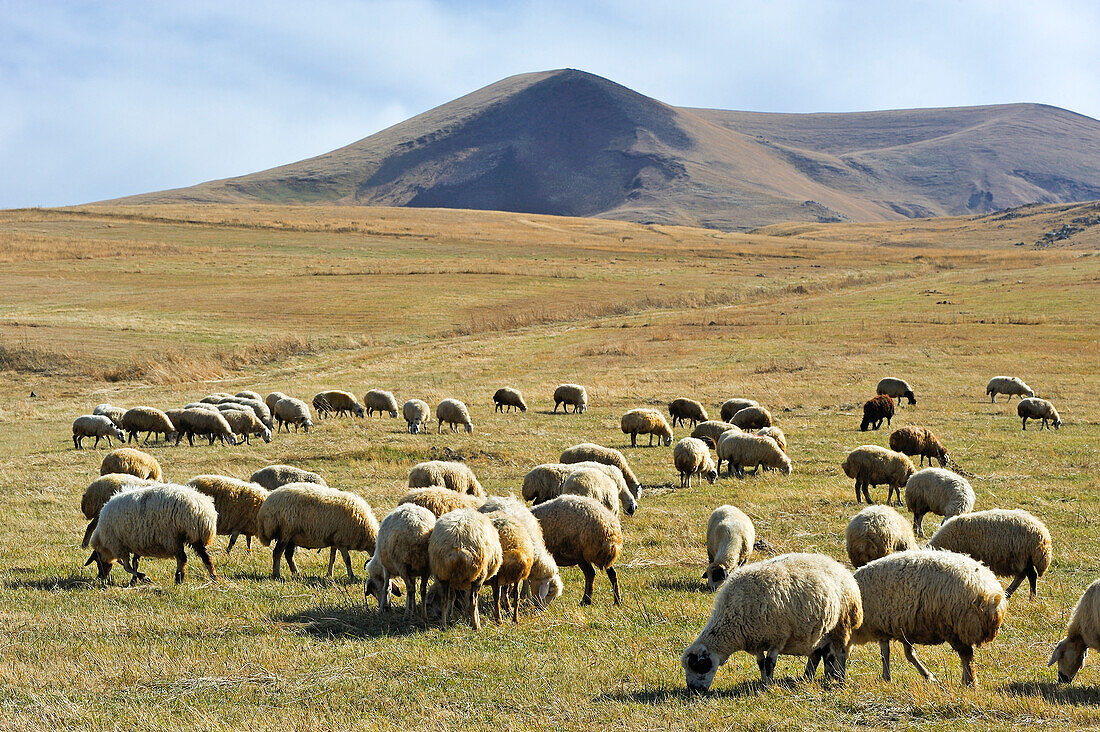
[704,505,755,590]
[364,389,400,418]
[691,421,740,448]
[1050,579,1100,684]
[73,415,126,450]
[669,398,708,427]
[553,384,588,414]
[674,437,718,489]
[877,377,916,406]
[1018,397,1062,430]
[986,376,1034,403]
[560,443,641,498]
[719,398,758,423]
[621,408,673,447]
[365,503,434,619]
[436,398,473,433]
[493,387,528,413]
[408,461,484,497]
[428,508,502,630]
[716,432,791,479]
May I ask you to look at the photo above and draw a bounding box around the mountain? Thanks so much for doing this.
[108,69,1100,229]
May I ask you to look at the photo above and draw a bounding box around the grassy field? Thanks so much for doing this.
[0,202,1098,730]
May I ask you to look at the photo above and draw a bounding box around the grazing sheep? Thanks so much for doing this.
[691,421,740,448]
[1018,397,1062,431]
[313,390,364,419]
[845,506,917,568]
[402,399,432,433]
[274,397,313,433]
[719,398,758,423]
[522,462,636,516]
[674,438,718,489]
[255,483,379,580]
[716,432,792,479]
[93,404,127,428]
[217,396,273,428]
[250,465,327,491]
[399,487,486,516]
[987,376,1034,403]
[841,445,915,505]
[669,398,708,427]
[848,550,1006,686]
[310,392,332,418]
[683,553,862,690]
[755,426,787,454]
[876,377,916,406]
[235,390,263,402]
[560,443,641,498]
[219,407,272,445]
[905,468,975,538]
[186,475,269,553]
[621,408,674,447]
[730,406,773,430]
[86,483,217,585]
[530,495,622,606]
[493,387,528,413]
[479,495,562,609]
[1049,579,1100,683]
[484,510,535,623]
[173,408,239,446]
[436,398,473,433]
[365,503,435,619]
[118,407,177,444]
[428,509,503,630]
[704,505,755,590]
[200,393,234,403]
[364,389,400,418]
[408,460,485,497]
[928,509,1052,598]
[265,391,289,415]
[553,384,588,414]
[560,468,626,517]
[860,395,895,432]
[889,425,948,467]
[100,447,163,481]
[80,474,155,547]
[73,415,126,450]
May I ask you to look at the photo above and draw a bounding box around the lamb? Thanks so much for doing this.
[218,406,272,444]
[364,503,435,619]
[986,376,1034,403]
[479,495,562,609]
[493,387,528,413]
[755,426,787,454]
[100,447,163,481]
[399,487,486,516]
[436,398,473,433]
[621,408,674,447]
[86,483,217,585]
[402,399,432,433]
[719,398,758,423]
[904,468,975,537]
[730,405,773,430]
[845,506,917,568]
[92,404,127,428]
[847,550,1006,686]
[889,425,948,467]
[408,460,485,497]
[80,473,155,547]
[560,443,641,498]
[674,437,719,489]
[530,495,622,605]
[928,509,1052,598]
[250,464,327,491]
[683,553,862,690]
[273,397,313,433]
[691,420,740,448]
[73,415,126,449]
[265,391,289,415]
[235,390,264,402]
[521,463,637,516]
[173,407,239,446]
[255,483,379,580]
[560,467,628,517]
[428,508,502,630]
[704,505,755,590]
[876,377,916,406]
[364,389,400,418]
[483,510,535,623]
[313,390,365,419]
[1018,397,1062,430]
[860,395,895,431]
[716,431,792,479]
[669,398,708,427]
[841,445,915,505]
[186,475,269,553]
[553,384,588,413]
[1049,579,1100,683]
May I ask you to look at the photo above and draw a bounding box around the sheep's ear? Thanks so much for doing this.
[1049,640,1067,666]
[84,552,97,566]
[389,579,402,597]
[537,581,550,602]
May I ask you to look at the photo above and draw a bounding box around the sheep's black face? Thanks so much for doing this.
[682,646,717,692]
[705,470,717,484]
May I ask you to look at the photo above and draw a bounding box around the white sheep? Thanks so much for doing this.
[255,483,379,580]
[408,460,485,497]
[218,396,272,427]
[399,487,486,516]
[173,408,238,446]
[553,384,588,413]
[683,553,862,690]
[845,505,917,568]
[530,495,623,606]
[877,377,917,406]
[100,447,163,481]
[848,550,1006,686]
[436,398,473,433]
[560,443,641,497]
[928,509,1053,598]
[716,432,792,478]
[274,397,313,433]
[73,415,126,450]
[841,445,915,505]
[93,403,127,428]
[1049,579,1100,683]
[1018,397,1062,430]
[719,398,758,423]
[428,508,503,630]
[86,483,217,585]
[250,464,327,491]
[904,468,975,538]
[402,399,432,433]
[690,420,740,448]
[80,473,155,547]
[674,437,718,489]
[120,407,177,444]
[365,503,435,619]
[522,462,637,516]
[621,408,674,447]
[265,391,289,415]
[669,398,708,427]
[704,505,755,590]
[730,405,772,430]
[313,390,365,419]
[755,426,787,454]
[986,376,1034,402]
[493,387,528,413]
[560,467,627,517]
[364,389,399,418]
[186,475,269,553]
[235,390,264,402]
[219,407,272,445]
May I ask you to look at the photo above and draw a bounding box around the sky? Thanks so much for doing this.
[2,0,1098,208]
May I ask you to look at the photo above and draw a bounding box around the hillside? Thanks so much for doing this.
[108,69,1100,229]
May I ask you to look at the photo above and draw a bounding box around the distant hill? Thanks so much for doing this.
[108,69,1100,229]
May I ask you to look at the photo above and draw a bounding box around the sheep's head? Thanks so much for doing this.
[1049,637,1088,683]
[463,423,473,433]
[704,564,727,591]
[682,643,719,692]
[353,406,365,418]
[620,491,638,517]
[113,428,126,442]
[905,390,917,405]
[84,550,113,581]
[408,422,422,434]
[661,434,673,446]
[387,409,398,418]
[704,468,718,484]
[936,450,950,467]
[301,419,313,432]
[260,428,272,444]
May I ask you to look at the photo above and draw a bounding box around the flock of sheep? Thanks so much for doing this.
[67,375,1092,691]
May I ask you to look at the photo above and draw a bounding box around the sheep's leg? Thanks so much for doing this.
[441,584,452,626]
[735,465,745,479]
[403,570,415,620]
[805,644,826,679]
[226,532,239,554]
[606,566,620,605]
[491,581,502,623]
[420,575,429,621]
[630,433,637,448]
[855,480,862,503]
[470,583,482,630]
[913,514,924,539]
[511,584,520,624]
[175,544,188,584]
[245,535,252,552]
[340,548,355,581]
[1021,417,1028,431]
[901,640,934,681]
[950,639,976,687]
[193,542,216,580]
[326,547,337,579]
[879,639,892,681]
[272,540,286,579]
[756,649,779,684]
[862,482,874,504]
[578,560,597,605]
[1027,563,1039,597]
[1005,572,1025,598]
[284,542,299,576]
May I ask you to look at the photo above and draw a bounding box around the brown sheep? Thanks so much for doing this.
[889,426,948,467]
[861,395,895,431]
[669,398,708,427]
